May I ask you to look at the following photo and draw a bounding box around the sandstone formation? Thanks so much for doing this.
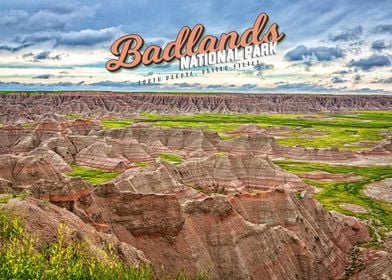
[1,93,391,122]
[28,181,369,279]
[3,197,149,267]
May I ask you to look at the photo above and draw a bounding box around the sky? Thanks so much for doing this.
[0,0,391,94]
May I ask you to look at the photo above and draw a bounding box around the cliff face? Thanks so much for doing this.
[28,180,369,280]
[0,92,391,122]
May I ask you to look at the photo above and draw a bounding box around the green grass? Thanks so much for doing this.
[0,212,154,280]
[0,194,13,204]
[136,111,391,150]
[21,123,34,128]
[65,113,81,120]
[219,135,241,140]
[65,163,121,185]
[276,127,384,150]
[153,121,241,133]
[159,153,182,165]
[0,209,209,279]
[101,119,133,129]
[274,160,392,247]
[139,112,392,129]
[134,161,149,167]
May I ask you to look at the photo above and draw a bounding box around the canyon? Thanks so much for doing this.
[0,92,391,279]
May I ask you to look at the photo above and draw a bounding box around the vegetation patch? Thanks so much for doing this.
[134,161,150,167]
[159,153,182,165]
[65,163,121,185]
[0,194,13,204]
[0,209,209,279]
[274,160,392,247]
[101,119,133,129]
[65,113,81,120]
[21,123,34,128]
[136,111,391,150]
[219,134,241,140]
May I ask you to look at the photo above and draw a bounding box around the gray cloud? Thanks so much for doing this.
[0,43,33,52]
[22,51,62,62]
[371,40,390,51]
[89,80,139,87]
[32,74,53,79]
[354,74,361,81]
[333,70,350,75]
[274,82,335,92]
[331,77,346,83]
[373,24,392,34]
[348,55,391,70]
[35,51,51,60]
[373,77,392,84]
[285,45,344,62]
[328,26,363,42]
[0,10,29,26]
[19,27,121,47]
[56,28,120,46]
[0,5,97,32]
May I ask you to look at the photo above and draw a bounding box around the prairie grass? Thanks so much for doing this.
[134,161,150,167]
[65,163,121,184]
[159,153,182,165]
[274,160,392,247]
[0,209,209,279]
[138,111,392,150]
[101,119,133,129]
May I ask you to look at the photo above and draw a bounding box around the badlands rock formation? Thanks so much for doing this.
[28,180,369,279]
[1,92,391,122]
[0,117,382,279]
[0,93,391,279]
[0,122,360,182]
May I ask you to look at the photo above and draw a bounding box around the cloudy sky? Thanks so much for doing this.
[0,0,391,94]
